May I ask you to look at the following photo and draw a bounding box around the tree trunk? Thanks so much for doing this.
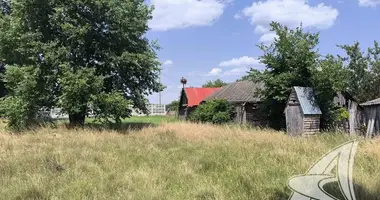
[69,111,86,127]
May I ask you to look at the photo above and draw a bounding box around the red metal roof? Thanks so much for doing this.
[185,87,220,107]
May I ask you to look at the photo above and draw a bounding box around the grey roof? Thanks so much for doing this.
[361,98,380,106]
[293,86,322,115]
[204,80,264,103]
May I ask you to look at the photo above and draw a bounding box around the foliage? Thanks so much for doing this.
[0,0,11,15]
[0,66,47,130]
[338,41,380,103]
[202,79,228,88]
[238,69,264,82]
[189,99,233,124]
[91,92,132,124]
[311,55,349,129]
[243,22,380,130]
[166,100,179,112]
[250,22,320,129]
[0,0,162,129]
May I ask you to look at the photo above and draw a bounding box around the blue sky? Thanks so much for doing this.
[146,0,380,104]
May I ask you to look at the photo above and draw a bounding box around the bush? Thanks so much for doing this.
[189,99,233,124]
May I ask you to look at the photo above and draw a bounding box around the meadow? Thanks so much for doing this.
[0,117,379,199]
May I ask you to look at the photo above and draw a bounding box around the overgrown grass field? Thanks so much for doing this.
[0,118,379,199]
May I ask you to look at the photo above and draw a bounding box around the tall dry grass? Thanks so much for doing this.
[0,122,379,199]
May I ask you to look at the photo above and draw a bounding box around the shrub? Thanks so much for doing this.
[189,99,233,124]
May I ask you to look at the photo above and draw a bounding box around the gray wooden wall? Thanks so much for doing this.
[285,105,304,136]
[303,115,320,135]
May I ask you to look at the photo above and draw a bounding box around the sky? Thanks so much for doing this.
[146,0,380,105]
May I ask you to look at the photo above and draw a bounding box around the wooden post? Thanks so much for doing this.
[348,100,358,136]
[242,102,247,124]
[366,108,377,138]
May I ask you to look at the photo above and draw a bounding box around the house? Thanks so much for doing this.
[360,97,380,137]
[203,80,266,126]
[285,86,322,136]
[178,87,220,120]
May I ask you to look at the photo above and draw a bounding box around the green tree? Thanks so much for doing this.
[0,0,162,129]
[189,99,233,124]
[166,100,179,112]
[0,0,11,15]
[202,79,228,88]
[368,41,380,99]
[254,22,320,129]
[311,55,349,129]
[338,42,374,103]
[0,0,10,98]
[238,68,265,82]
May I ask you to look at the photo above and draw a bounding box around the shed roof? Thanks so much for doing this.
[184,87,220,107]
[293,86,322,115]
[203,80,264,103]
[361,97,380,106]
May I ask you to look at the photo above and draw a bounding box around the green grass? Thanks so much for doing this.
[84,115,177,125]
[52,116,177,132]
[120,115,178,124]
[0,122,379,199]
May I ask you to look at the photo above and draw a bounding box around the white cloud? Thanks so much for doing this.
[207,68,223,76]
[359,0,380,7]
[224,67,249,76]
[149,0,230,31]
[234,13,242,19]
[162,60,173,65]
[241,0,339,43]
[259,32,278,43]
[219,56,262,67]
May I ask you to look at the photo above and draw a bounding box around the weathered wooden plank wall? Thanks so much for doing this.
[285,105,303,136]
[234,105,243,124]
[303,115,320,134]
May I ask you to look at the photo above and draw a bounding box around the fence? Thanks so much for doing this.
[129,104,166,116]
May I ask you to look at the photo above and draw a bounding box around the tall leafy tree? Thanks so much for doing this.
[0,0,162,129]
[202,79,228,88]
[365,41,380,101]
[166,100,179,112]
[311,55,349,129]
[0,0,10,98]
[253,22,320,129]
[338,42,374,103]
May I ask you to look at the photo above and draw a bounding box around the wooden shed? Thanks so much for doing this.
[203,80,266,126]
[285,86,322,136]
[360,98,380,138]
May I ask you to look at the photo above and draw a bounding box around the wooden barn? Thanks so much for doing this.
[285,86,322,136]
[203,81,266,126]
[178,87,220,120]
[360,98,380,138]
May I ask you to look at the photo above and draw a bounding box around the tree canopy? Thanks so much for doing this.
[244,22,380,130]
[202,79,228,88]
[0,0,162,129]
[248,22,320,129]
[166,100,179,112]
